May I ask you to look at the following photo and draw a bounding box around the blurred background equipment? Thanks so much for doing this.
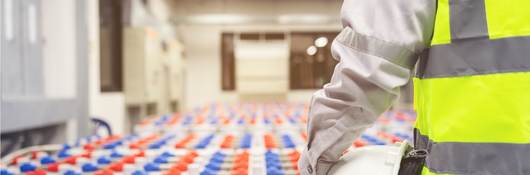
[1,0,90,155]
[1,0,415,174]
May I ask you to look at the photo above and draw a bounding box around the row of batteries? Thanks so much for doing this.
[1,103,416,175]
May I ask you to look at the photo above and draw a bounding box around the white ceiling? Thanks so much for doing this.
[164,0,343,57]
[166,0,342,25]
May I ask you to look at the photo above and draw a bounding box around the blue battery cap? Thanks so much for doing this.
[265,153,279,158]
[239,134,252,149]
[132,170,148,175]
[97,156,112,164]
[265,155,280,161]
[265,150,276,154]
[144,163,160,171]
[159,140,168,145]
[195,135,215,149]
[62,144,72,150]
[267,166,282,171]
[148,143,162,149]
[154,156,168,164]
[205,162,222,171]
[375,141,387,145]
[210,157,224,164]
[19,162,37,172]
[266,157,280,162]
[103,143,117,149]
[201,168,219,175]
[160,151,175,157]
[281,135,296,148]
[266,162,282,169]
[267,167,285,175]
[40,156,56,164]
[81,163,99,172]
[110,151,123,158]
[285,144,296,148]
[63,170,81,175]
[115,140,124,145]
[195,143,206,149]
[361,135,375,142]
[266,158,279,162]
[237,118,245,124]
[213,151,224,156]
[57,150,71,158]
[1,169,14,175]
[210,153,225,162]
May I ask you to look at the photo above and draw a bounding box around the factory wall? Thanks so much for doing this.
[39,0,82,142]
[185,45,239,108]
[87,0,127,135]
[185,50,315,109]
[41,0,76,99]
[23,0,411,136]
[179,25,341,109]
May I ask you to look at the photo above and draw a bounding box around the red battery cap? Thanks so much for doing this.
[109,162,124,171]
[46,163,59,172]
[25,169,47,175]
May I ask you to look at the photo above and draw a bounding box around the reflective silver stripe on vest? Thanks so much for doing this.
[415,132,530,175]
[417,0,530,78]
[449,0,488,41]
[418,36,530,78]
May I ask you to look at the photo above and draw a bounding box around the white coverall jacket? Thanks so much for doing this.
[298,0,437,174]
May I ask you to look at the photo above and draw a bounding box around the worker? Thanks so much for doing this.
[298,0,530,174]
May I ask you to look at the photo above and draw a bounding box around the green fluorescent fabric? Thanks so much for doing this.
[431,0,530,44]
[414,72,530,143]
[417,0,530,174]
[430,0,451,45]
[485,0,530,39]
[421,167,450,175]
[418,36,530,78]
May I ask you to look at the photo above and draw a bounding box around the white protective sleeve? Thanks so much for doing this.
[298,0,437,174]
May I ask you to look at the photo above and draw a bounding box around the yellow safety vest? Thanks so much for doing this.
[414,0,530,174]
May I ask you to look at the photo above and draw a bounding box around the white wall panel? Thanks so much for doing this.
[41,0,76,99]
[178,25,340,108]
[234,41,289,96]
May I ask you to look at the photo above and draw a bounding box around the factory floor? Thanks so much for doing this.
[1,103,415,175]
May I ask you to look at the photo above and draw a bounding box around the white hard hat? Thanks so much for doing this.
[328,142,410,175]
